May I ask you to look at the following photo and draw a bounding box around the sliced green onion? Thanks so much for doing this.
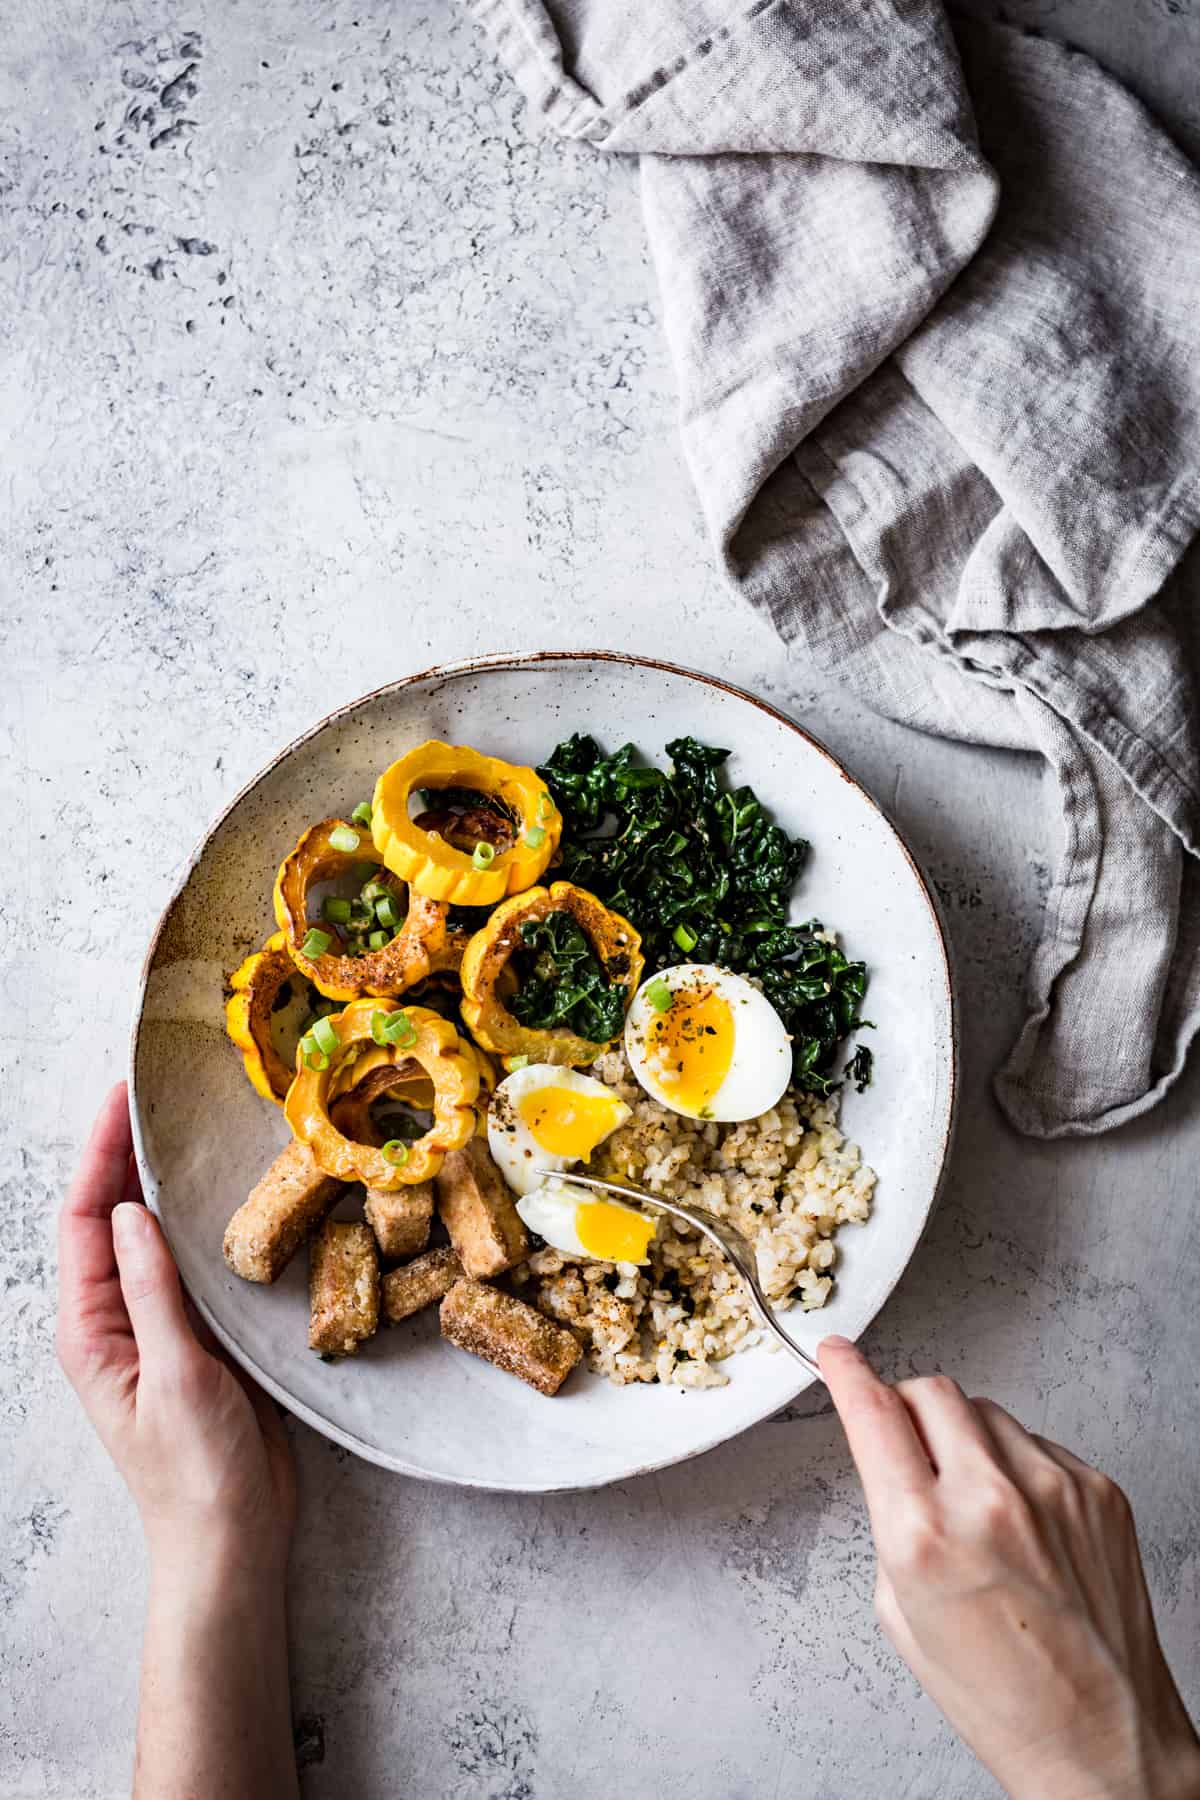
[368,929,388,950]
[300,1034,330,1072]
[644,976,674,1013]
[537,791,553,819]
[323,896,352,925]
[311,1015,339,1056]
[506,1053,531,1072]
[382,1139,410,1167]
[471,842,496,870]
[301,928,332,959]
[360,879,386,904]
[524,825,547,850]
[351,801,373,827]
[328,825,360,853]
[384,1011,418,1047]
[672,923,698,953]
[371,1008,417,1048]
[374,894,400,929]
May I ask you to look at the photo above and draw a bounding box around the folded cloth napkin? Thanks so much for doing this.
[464,0,1200,1137]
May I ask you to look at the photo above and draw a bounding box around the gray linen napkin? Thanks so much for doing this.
[463,0,1200,1137]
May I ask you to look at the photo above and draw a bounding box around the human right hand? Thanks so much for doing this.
[819,1336,1200,1800]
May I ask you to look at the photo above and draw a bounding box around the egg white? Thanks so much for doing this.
[624,963,792,1122]
[486,1063,631,1196]
[516,1178,656,1265]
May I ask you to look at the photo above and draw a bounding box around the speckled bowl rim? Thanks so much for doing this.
[129,650,959,1490]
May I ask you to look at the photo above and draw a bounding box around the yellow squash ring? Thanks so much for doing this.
[330,1039,496,1138]
[460,881,643,1067]
[224,931,299,1104]
[371,741,561,906]
[273,818,461,1003]
[284,1000,479,1188]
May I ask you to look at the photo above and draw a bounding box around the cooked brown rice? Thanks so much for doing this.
[509,1046,876,1389]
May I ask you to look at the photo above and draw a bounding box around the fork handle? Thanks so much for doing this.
[744,1293,825,1382]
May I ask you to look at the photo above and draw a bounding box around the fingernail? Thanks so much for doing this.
[818,1334,854,1351]
[112,1202,147,1247]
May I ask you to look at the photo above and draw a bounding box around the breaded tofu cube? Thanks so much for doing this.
[308,1219,380,1357]
[440,1277,581,1396]
[383,1247,464,1323]
[223,1140,343,1284]
[434,1138,528,1279]
[363,1180,434,1260]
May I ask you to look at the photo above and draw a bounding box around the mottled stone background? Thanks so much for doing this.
[3,3,1199,1795]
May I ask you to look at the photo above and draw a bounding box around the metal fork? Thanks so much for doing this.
[546,1170,825,1382]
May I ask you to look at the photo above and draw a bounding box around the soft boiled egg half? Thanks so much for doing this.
[487,1063,632,1197]
[516,1177,657,1265]
[624,964,792,1122]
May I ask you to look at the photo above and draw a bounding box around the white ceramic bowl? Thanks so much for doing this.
[130,653,956,1491]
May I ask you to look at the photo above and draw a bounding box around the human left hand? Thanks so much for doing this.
[56,1083,296,1578]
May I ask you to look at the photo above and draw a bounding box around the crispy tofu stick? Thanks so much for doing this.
[383,1247,464,1323]
[440,1277,581,1396]
[363,1181,434,1259]
[329,1089,435,1259]
[308,1219,380,1356]
[434,1138,528,1279]
[223,1139,343,1284]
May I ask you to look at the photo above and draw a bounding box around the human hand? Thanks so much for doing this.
[820,1336,1200,1800]
[57,1083,296,1579]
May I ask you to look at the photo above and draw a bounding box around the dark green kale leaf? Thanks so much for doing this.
[540,734,871,1094]
[509,909,628,1044]
[846,1044,874,1093]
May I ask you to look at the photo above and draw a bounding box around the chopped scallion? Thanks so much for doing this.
[382,1139,410,1167]
[301,928,332,959]
[371,1008,417,1048]
[524,825,546,850]
[328,825,360,853]
[351,801,373,827]
[383,1010,418,1047]
[672,923,698,953]
[311,1016,339,1056]
[368,929,388,950]
[374,895,399,929]
[322,897,352,925]
[471,842,496,869]
[506,1053,531,1071]
[537,791,552,819]
[644,976,673,1013]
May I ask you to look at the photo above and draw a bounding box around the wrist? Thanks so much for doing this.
[999,1716,1200,1800]
[147,1521,290,1607]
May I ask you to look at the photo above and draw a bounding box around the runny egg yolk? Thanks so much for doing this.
[574,1199,657,1264]
[646,983,736,1113]
[516,1086,625,1162]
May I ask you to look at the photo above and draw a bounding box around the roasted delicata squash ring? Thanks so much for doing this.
[224,931,301,1104]
[460,881,644,1066]
[329,1044,432,1108]
[463,1039,498,1135]
[274,818,461,1002]
[330,1039,497,1138]
[371,742,562,906]
[285,1000,479,1188]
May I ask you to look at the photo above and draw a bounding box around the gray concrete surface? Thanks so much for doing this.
[3,3,1199,1795]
